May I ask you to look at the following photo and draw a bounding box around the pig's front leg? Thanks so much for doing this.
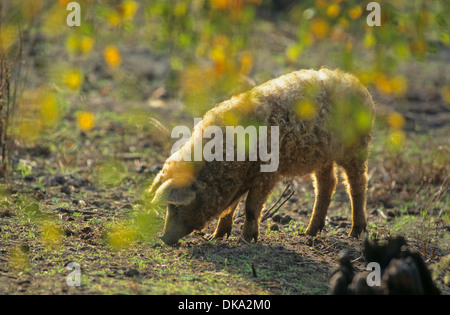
[213,199,240,239]
[242,176,278,243]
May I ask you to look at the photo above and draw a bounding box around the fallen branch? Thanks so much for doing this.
[261,183,294,222]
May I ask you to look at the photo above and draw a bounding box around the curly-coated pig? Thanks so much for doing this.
[148,68,375,245]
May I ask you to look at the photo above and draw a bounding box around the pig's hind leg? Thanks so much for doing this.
[305,163,337,236]
[339,158,368,237]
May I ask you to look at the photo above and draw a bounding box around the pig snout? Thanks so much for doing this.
[160,205,194,245]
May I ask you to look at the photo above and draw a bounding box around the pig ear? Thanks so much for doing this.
[147,172,163,196]
[151,178,196,206]
[151,178,174,205]
[167,186,196,206]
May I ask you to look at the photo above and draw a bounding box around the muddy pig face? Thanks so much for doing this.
[150,178,203,245]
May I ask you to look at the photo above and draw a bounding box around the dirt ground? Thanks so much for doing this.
[0,8,449,295]
[1,85,448,294]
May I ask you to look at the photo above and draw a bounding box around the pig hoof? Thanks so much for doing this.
[159,235,179,245]
[349,225,366,238]
[239,234,257,244]
[305,227,318,236]
[212,227,232,240]
[305,223,323,236]
[242,219,259,243]
[305,220,324,236]
[241,230,258,243]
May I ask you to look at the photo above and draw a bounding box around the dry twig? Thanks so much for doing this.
[261,183,294,222]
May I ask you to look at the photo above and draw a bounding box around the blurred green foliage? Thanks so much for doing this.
[1,0,449,249]
[0,0,448,141]
[1,1,448,110]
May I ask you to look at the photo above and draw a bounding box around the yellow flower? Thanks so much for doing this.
[210,0,228,10]
[64,69,83,90]
[104,45,122,68]
[326,4,340,19]
[374,73,408,97]
[286,44,302,64]
[311,18,329,40]
[373,72,392,94]
[390,75,408,97]
[239,51,253,76]
[78,111,95,131]
[210,46,226,76]
[121,1,139,20]
[296,100,317,121]
[107,11,121,28]
[210,0,245,10]
[80,36,94,55]
[348,5,362,20]
[387,112,405,130]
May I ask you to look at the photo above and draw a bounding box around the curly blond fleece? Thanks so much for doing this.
[150,67,375,243]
